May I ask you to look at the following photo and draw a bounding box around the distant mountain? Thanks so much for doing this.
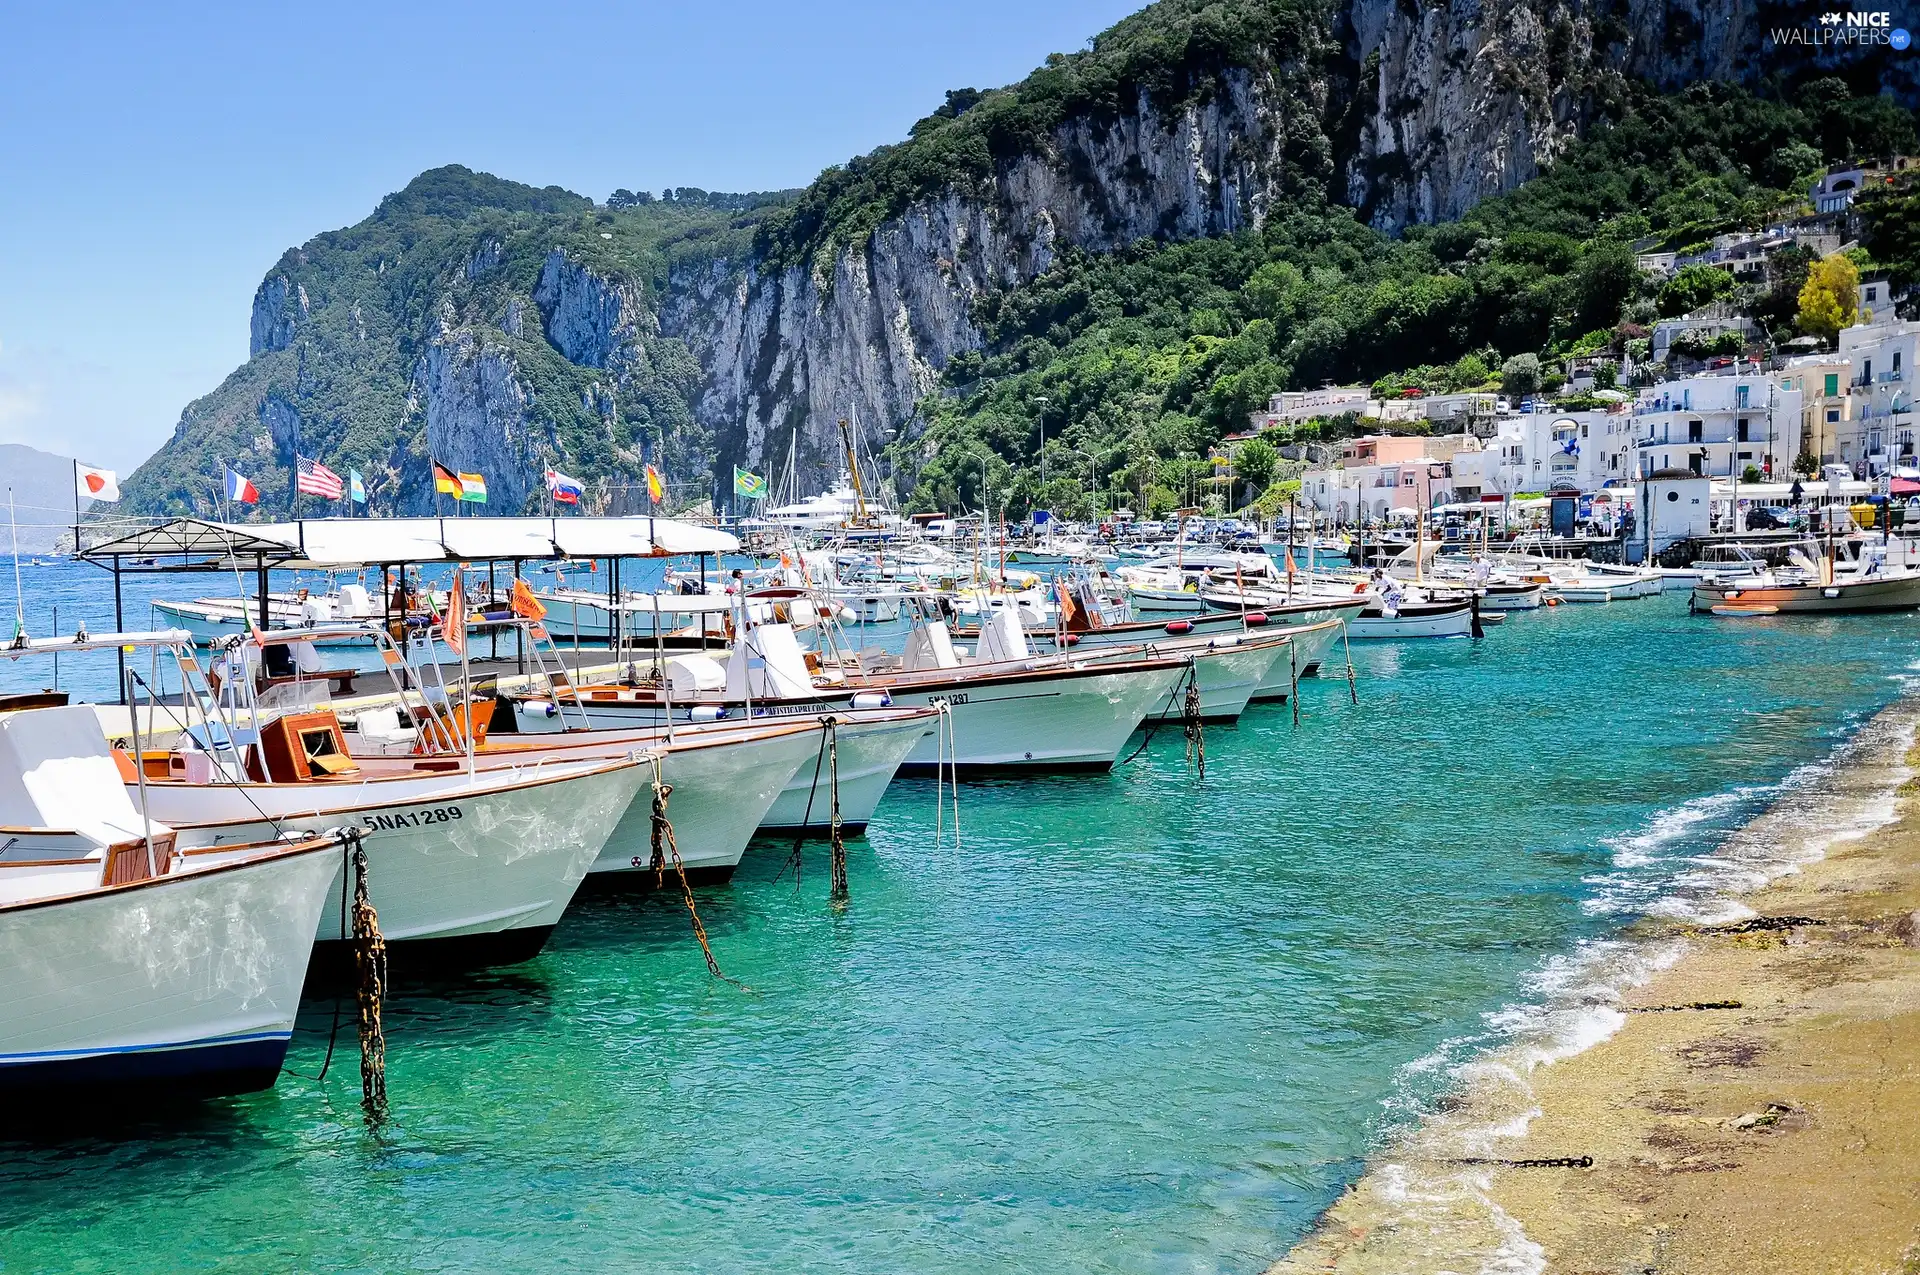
[119,0,1920,520]
[0,443,95,553]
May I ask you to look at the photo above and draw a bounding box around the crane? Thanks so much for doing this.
[837,416,871,525]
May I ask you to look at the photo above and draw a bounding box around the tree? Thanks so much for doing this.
[1797,253,1860,343]
[1793,451,1820,478]
[1501,353,1542,397]
[1232,437,1278,509]
[1658,264,1736,317]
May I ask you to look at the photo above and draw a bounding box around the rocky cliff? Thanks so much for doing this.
[121,0,1918,515]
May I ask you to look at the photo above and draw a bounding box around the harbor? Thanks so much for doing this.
[9,1,1920,1266]
[3,532,1918,1271]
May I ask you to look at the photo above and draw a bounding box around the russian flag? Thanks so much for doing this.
[225,466,260,504]
[546,468,583,505]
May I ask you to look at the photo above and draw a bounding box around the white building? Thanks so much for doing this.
[1249,385,1370,431]
[1838,319,1920,476]
[1629,372,1802,480]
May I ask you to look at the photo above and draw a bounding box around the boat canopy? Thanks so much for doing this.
[81,516,740,567]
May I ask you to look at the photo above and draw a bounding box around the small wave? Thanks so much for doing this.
[1356,697,1919,1273]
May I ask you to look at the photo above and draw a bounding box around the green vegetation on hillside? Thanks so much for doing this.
[893,81,1920,518]
[128,167,792,516]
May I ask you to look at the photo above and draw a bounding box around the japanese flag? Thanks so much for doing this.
[75,463,120,503]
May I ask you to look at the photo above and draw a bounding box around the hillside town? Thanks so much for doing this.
[1227,164,1920,539]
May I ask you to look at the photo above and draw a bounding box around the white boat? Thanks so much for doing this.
[1690,567,1920,613]
[141,741,647,967]
[504,615,1187,775]
[0,701,344,1098]
[505,707,936,839]
[1068,630,1291,720]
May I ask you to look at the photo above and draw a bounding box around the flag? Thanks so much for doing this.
[433,460,463,497]
[510,577,546,622]
[296,455,344,499]
[75,463,119,503]
[644,463,665,504]
[546,468,583,505]
[225,466,260,504]
[349,470,367,504]
[733,466,768,499]
[457,472,488,503]
[443,570,466,657]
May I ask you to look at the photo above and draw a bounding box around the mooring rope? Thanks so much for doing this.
[647,756,747,989]
[1288,637,1300,728]
[827,718,848,904]
[1341,623,1359,705]
[348,828,388,1124]
[776,721,832,889]
[933,699,960,847]
[1182,674,1205,779]
[1119,657,1197,767]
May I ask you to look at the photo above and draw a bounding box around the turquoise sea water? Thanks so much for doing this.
[2,562,1917,1273]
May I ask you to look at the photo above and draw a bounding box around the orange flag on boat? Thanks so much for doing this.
[1284,547,1297,577]
[444,570,467,657]
[510,577,546,622]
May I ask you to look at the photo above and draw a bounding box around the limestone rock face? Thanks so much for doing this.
[250,275,297,356]
[410,330,544,515]
[1335,0,1920,230]
[661,66,1302,481]
[534,250,651,372]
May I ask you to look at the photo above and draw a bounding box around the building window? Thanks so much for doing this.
[1737,418,1750,441]
[1737,385,1750,409]
[1828,408,1842,423]
[1868,286,1879,304]
[1688,419,1703,442]
[1826,373,1840,396]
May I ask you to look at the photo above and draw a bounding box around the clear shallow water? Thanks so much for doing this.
[3,573,1918,1273]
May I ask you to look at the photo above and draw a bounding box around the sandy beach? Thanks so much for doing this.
[1273,714,1920,1275]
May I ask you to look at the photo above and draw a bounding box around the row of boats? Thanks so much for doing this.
[15,517,1916,1109]
[1,574,1360,1103]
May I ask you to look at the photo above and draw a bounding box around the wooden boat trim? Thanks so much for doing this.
[1,833,340,917]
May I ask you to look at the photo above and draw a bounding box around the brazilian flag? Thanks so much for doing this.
[733,466,769,500]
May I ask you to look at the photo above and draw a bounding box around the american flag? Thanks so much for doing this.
[296,455,344,499]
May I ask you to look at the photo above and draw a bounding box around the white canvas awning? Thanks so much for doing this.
[83,515,739,569]
[438,520,564,562]
[290,519,453,567]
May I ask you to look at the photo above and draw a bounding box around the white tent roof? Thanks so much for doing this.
[292,519,451,567]
[84,516,738,568]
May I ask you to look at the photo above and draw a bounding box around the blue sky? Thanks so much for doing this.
[0,0,1141,473]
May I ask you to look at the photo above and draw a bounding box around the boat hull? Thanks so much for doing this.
[1349,602,1475,639]
[1690,574,1920,614]
[591,724,821,875]
[143,760,645,963]
[758,712,932,832]
[0,842,340,1099]
[523,663,1187,775]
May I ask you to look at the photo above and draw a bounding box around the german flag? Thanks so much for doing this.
[432,460,464,498]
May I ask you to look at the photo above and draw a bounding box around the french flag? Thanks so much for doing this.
[546,468,584,505]
[225,466,260,504]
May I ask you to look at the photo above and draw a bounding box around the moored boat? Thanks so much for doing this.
[0,698,344,1100]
